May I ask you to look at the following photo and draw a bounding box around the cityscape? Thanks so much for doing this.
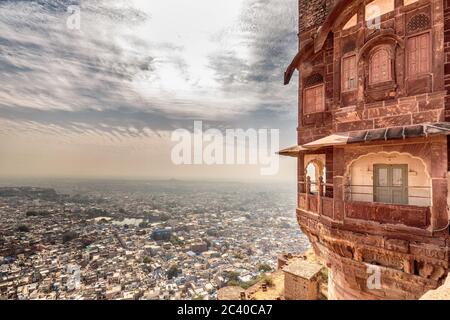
[0,179,308,300]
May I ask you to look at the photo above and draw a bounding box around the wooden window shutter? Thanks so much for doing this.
[303,85,324,114]
[407,33,430,77]
[342,55,357,91]
[370,48,391,84]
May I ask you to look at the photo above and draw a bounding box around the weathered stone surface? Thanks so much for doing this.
[374,114,412,129]
[344,201,430,228]
[384,238,409,254]
[367,103,418,119]
[299,0,333,33]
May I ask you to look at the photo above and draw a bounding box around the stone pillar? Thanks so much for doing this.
[325,148,334,197]
[298,153,305,200]
[430,138,449,230]
[333,147,345,221]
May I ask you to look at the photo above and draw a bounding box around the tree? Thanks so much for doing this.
[260,274,274,287]
[226,271,240,283]
[233,252,244,260]
[62,231,79,243]
[97,218,110,224]
[143,256,152,264]
[167,265,180,279]
[226,280,241,287]
[258,263,272,273]
[138,221,149,228]
[16,225,30,233]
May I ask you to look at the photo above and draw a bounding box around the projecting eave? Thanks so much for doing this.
[279,123,450,157]
[277,145,309,157]
[284,40,314,85]
[303,123,450,149]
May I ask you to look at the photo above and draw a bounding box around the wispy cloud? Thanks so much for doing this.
[0,0,299,179]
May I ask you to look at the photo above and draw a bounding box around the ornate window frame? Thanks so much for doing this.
[368,45,394,85]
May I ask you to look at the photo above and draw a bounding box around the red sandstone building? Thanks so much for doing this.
[280,0,450,299]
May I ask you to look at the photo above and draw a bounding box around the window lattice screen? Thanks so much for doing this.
[407,14,431,34]
[304,73,324,87]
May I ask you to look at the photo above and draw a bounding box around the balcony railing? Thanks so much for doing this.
[298,177,334,218]
[298,177,432,228]
[344,185,431,207]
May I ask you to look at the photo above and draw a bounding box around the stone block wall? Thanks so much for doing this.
[298,0,446,145]
[299,0,335,33]
[284,272,319,300]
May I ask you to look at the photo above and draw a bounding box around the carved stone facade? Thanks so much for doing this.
[282,0,450,299]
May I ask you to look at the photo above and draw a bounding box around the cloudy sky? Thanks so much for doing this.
[0,0,299,181]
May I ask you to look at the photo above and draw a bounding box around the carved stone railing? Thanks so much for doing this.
[298,176,334,217]
[344,201,431,228]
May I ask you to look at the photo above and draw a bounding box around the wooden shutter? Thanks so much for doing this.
[370,48,391,84]
[407,33,430,77]
[303,85,324,114]
[342,55,357,91]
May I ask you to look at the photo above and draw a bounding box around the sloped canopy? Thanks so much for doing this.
[284,40,314,85]
[277,145,309,157]
[278,123,450,157]
[304,123,450,149]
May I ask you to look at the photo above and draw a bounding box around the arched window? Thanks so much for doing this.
[306,160,326,194]
[369,47,392,84]
[347,152,431,207]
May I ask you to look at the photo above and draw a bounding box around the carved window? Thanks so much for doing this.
[304,84,324,114]
[369,47,392,84]
[407,33,430,77]
[342,55,357,91]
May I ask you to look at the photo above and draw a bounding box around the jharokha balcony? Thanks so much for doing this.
[280,125,450,300]
[278,123,450,236]
[298,177,431,230]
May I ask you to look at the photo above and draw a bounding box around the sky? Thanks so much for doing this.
[0,0,299,182]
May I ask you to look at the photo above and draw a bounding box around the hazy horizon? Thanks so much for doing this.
[0,174,297,184]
